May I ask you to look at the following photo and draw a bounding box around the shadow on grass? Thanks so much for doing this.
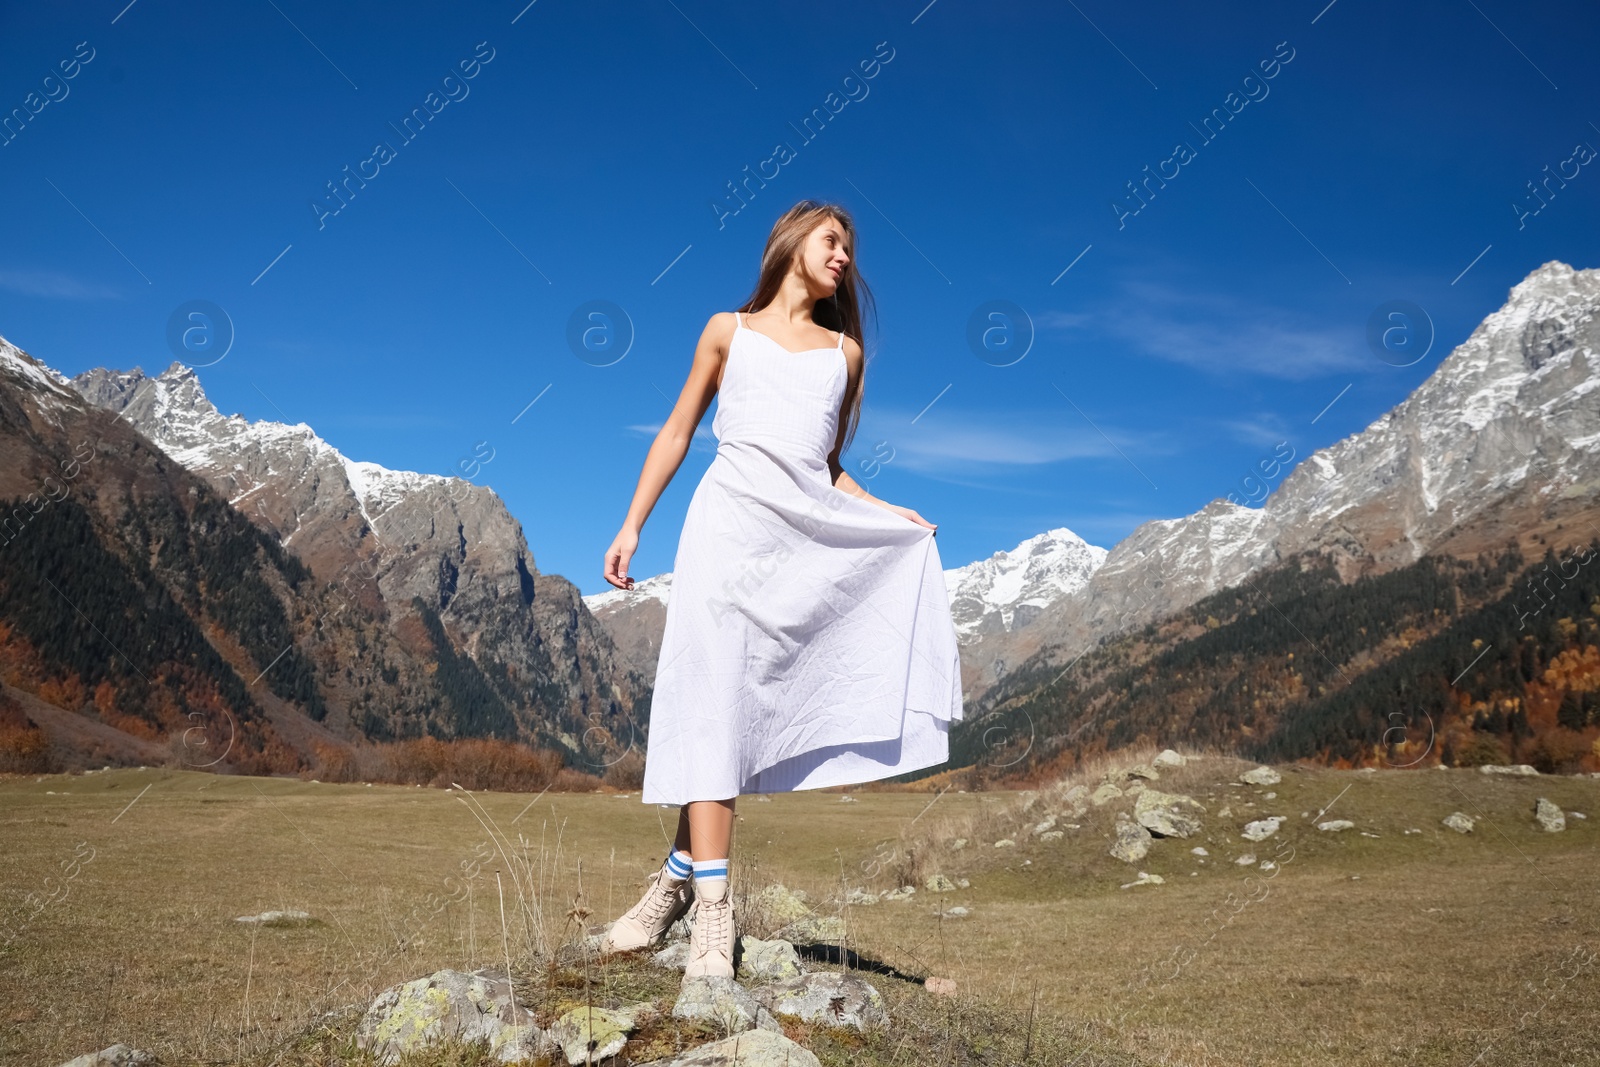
[795,942,925,984]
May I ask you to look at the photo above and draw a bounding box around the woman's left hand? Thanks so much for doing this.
[883,502,937,534]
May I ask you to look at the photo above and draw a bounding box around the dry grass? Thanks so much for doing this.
[1,749,1597,1066]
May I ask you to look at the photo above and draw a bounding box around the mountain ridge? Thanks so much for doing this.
[972,259,1600,699]
[0,340,652,771]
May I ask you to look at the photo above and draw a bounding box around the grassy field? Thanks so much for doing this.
[1,746,1596,1066]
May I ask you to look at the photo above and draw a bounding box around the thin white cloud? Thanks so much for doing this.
[848,406,1171,479]
[1091,278,1367,380]
[0,269,121,300]
[1218,413,1292,447]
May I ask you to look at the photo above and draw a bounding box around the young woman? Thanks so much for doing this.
[600,200,963,980]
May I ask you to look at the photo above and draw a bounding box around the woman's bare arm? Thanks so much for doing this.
[826,336,936,532]
[603,313,733,589]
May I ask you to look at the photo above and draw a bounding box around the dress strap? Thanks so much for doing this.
[834,328,844,351]
[734,311,742,327]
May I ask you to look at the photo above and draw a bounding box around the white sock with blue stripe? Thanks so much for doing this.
[691,857,728,892]
[663,848,693,882]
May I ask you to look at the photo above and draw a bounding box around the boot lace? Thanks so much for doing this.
[690,893,732,962]
[629,871,682,930]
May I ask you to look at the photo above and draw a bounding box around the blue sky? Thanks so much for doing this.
[1,0,1596,596]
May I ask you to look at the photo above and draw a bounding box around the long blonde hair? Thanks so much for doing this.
[735,200,875,456]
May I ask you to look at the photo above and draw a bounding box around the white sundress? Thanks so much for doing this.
[639,312,965,805]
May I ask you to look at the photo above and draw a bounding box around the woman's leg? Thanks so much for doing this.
[672,804,691,853]
[600,802,700,954]
[684,798,735,860]
[683,797,737,978]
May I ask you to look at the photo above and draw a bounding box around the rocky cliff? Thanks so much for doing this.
[64,360,648,763]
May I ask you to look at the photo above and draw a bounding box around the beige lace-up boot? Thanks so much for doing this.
[682,877,735,978]
[599,863,694,954]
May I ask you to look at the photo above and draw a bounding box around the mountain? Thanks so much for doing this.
[68,361,648,764]
[0,348,650,771]
[951,260,1600,779]
[942,526,1107,638]
[584,573,673,684]
[0,335,338,774]
[972,260,1600,695]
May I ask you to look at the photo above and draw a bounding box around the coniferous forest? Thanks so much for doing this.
[950,535,1600,783]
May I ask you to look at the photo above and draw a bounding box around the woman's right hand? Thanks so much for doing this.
[603,527,640,590]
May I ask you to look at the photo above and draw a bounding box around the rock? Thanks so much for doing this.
[57,1045,156,1067]
[1126,780,1147,795]
[1570,811,1588,820]
[1479,764,1539,776]
[737,937,802,981]
[1217,805,1233,818]
[941,905,970,917]
[1032,816,1057,834]
[550,1005,649,1065]
[1241,816,1285,842]
[1119,871,1165,889]
[1240,766,1281,786]
[1263,791,1277,799]
[772,915,846,943]
[843,888,880,905]
[651,942,691,971]
[1133,789,1207,838]
[925,976,959,996]
[1442,812,1475,833]
[1111,815,1152,863]
[756,972,890,1032]
[924,873,957,892]
[235,909,314,925]
[1152,749,1187,768]
[1062,783,1090,804]
[883,885,916,902]
[1127,764,1160,780]
[950,837,968,850]
[1090,782,1124,807]
[1235,853,1256,865]
[748,884,812,927]
[673,976,780,1034]
[580,923,616,953]
[649,1028,819,1067]
[1535,797,1566,832]
[1317,819,1356,832]
[840,795,858,802]
[1190,846,1209,856]
[994,838,1017,848]
[357,968,547,1066]
[1039,830,1065,842]
[956,877,970,888]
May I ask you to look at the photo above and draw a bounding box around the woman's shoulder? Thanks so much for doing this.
[708,310,741,341]
[687,311,741,355]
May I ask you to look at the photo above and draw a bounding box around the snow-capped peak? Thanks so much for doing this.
[584,571,675,613]
[69,361,482,537]
[943,525,1109,638]
[0,333,79,413]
